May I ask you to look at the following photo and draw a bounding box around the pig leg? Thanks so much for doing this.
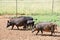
[41,29,43,35]
[36,30,39,35]
[51,27,54,36]
[23,25,26,30]
[17,26,19,30]
[11,25,14,30]
[32,28,36,33]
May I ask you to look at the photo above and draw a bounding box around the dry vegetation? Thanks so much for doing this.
[0,0,60,15]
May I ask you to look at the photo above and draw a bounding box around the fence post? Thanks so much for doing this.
[16,0,17,17]
[52,0,54,14]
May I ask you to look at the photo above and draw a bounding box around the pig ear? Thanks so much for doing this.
[7,20,9,23]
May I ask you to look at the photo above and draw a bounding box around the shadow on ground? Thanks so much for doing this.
[35,33,60,37]
[8,29,32,31]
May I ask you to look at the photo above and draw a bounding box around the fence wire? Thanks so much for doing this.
[0,0,60,16]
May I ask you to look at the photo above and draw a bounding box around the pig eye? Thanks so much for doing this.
[7,20,9,23]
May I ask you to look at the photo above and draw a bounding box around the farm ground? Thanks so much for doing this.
[0,15,60,40]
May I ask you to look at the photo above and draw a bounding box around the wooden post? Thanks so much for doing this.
[16,0,17,17]
[52,0,54,14]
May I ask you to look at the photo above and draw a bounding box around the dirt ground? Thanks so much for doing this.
[0,15,60,40]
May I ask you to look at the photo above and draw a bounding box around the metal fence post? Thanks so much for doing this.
[16,0,17,17]
[52,0,54,14]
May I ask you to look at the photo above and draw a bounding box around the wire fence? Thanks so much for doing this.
[0,0,60,16]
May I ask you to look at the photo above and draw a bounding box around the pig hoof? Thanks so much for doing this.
[36,34,38,35]
[18,29,19,30]
[50,34,53,36]
[11,29,13,30]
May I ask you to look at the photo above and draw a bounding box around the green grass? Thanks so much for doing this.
[25,15,60,26]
